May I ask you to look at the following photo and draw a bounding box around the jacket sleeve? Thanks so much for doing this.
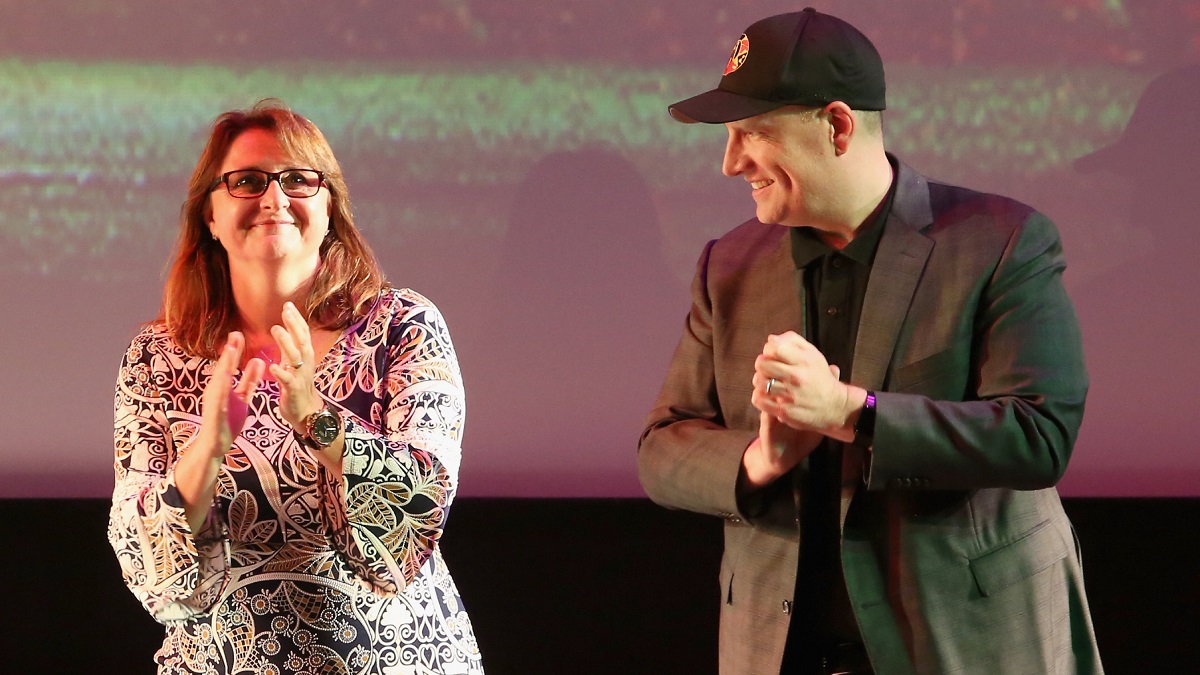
[638,240,761,521]
[108,330,229,624]
[866,210,1088,491]
[317,295,464,595]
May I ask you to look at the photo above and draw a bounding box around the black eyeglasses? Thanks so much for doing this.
[210,169,325,199]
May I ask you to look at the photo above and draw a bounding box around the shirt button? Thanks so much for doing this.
[832,258,843,268]
[826,307,839,316]
[782,600,793,615]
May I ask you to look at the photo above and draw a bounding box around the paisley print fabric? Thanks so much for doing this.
[109,288,484,674]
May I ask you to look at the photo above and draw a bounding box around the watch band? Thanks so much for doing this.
[853,391,877,449]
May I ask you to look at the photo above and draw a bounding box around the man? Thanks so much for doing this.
[638,8,1103,675]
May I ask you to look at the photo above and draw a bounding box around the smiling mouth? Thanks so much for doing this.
[750,179,773,190]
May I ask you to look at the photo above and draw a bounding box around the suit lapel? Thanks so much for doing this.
[837,165,935,673]
[766,229,805,337]
[842,161,934,528]
[851,161,934,392]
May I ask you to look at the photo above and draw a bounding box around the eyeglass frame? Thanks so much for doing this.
[209,168,327,199]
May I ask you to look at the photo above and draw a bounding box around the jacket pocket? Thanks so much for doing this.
[720,566,735,606]
[968,520,1069,597]
[719,522,746,605]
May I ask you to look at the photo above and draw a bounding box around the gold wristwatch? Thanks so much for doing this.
[296,407,342,450]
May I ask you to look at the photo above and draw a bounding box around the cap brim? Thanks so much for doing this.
[668,88,789,124]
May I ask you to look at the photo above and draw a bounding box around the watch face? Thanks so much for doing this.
[311,411,341,446]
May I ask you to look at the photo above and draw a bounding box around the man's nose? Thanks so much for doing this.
[721,134,744,177]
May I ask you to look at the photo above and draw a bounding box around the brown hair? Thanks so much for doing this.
[159,99,387,358]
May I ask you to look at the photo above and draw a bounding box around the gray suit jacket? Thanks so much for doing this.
[638,159,1103,675]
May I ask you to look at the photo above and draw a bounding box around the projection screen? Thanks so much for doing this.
[2,0,1197,497]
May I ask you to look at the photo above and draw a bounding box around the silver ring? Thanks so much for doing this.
[766,378,776,395]
[290,360,304,369]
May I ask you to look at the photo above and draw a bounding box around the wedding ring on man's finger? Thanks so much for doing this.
[766,378,777,395]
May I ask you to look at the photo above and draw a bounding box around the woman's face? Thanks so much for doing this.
[207,128,332,274]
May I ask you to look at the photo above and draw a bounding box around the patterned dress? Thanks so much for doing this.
[108,288,484,674]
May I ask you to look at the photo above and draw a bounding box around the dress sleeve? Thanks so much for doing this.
[107,330,229,624]
[318,295,464,595]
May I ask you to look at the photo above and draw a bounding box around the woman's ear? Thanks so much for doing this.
[205,204,218,240]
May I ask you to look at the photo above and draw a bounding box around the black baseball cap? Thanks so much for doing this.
[669,7,886,124]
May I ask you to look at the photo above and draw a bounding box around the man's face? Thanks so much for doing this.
[721,106,836,228]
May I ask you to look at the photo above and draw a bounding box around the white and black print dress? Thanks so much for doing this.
[109,288,483,674]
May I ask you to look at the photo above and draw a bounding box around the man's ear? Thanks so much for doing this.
[825,101,855,155]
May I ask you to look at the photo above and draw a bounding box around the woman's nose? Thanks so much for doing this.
[259,178,290,209]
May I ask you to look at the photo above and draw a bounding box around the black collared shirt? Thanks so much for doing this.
[784,176,896,656]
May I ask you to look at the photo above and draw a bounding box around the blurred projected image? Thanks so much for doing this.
[2,0,1198,497]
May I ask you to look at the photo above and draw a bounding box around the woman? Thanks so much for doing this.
[109,101,484,674]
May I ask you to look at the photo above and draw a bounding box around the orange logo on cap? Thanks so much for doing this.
[724,34,749,76]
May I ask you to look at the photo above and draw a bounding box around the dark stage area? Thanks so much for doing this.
[0,498,1193,673]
